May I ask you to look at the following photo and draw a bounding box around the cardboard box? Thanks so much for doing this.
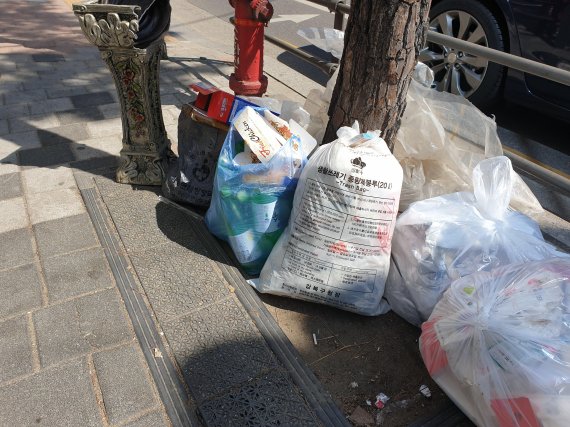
[189,82,258,124]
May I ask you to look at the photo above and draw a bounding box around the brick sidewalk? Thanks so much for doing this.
[0,0,173,425]
[0,1,338,426]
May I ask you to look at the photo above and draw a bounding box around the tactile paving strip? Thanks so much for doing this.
[90,177,334,425]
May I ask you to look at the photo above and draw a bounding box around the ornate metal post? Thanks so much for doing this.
[73,3,174,185]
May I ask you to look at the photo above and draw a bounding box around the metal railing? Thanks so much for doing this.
[261,0,570,194]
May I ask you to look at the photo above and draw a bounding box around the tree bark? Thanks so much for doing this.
[323,0,431,150]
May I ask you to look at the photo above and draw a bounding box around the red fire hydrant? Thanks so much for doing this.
[228,0,273,96]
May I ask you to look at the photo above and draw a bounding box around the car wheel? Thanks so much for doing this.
[420,0,506,108]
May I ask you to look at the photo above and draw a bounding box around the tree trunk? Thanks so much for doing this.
[323,0,431,150]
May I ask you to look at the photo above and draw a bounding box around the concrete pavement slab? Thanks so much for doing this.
[37,123,90,146]
[0,155,19,176]
[123,411,169,427]
[0,227,35,270]
[0,78,22,90]
[0,103,29,120]
[162,297,279,402]
[8,112,60,134]
[22,165,76,194]
[18,142,76,168]
[0,120,8,136]
[72,135,122,161]
[0,358,101,426]
[85,117,123,138]
[71,155,120,172]
[57,106,105,125]
[92,344,157,425]
[33,301,91,366]
[71,92,115,109]
[3,89,48,106]
[0,197,28,233]
[29,98,73,116]
[32,53,65,63]
[34,213,99,259]
[0,264,42,318]
[27,187,85,224]
[46,84,95,99]
[0,172,22,201]
[34,289,133,367]
[0,316,33,382]
[94,178,198,253]
[128,241,230,322]
[0,130,42,153]
[97,102,121,119]
[43,247,114,302]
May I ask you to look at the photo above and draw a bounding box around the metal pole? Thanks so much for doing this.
[303,0,570,87]
[264,32,338,75]
[503,148,570,195]
[333,8,344,30]
[306,0,350,14]
[427,32,570,87]
[332,2,345,63]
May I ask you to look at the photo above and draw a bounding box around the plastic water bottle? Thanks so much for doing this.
[252,191,279,233]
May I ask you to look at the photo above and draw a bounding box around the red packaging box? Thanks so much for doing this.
[189,82,257,124]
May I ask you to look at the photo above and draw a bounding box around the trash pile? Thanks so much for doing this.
[161,26,570,427]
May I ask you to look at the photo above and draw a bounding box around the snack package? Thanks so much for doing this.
[256,123,403,316]
[205,107,306,275]
[420,257,570,427]
[385,156,566,326]
[233,106,288,164]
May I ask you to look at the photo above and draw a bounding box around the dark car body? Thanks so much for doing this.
[431,0,570,120]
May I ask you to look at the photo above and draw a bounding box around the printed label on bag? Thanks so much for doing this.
[280,178,398,302]
[253,200,279,233]
[229,230,261,264]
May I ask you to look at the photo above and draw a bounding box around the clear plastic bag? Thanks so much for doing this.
[297,27,344,60]
[256,123,402,316]
[204,108,306,275]
[395,64,542,217]
[419,257,570,427]
[385,156,566,326]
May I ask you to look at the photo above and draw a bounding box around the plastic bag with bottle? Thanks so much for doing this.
[256,123,402,316]
[385,156,566,326]
[205,107,306,275]
[419,257,570,427]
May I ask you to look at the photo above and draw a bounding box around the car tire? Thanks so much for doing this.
[422,0,506,108]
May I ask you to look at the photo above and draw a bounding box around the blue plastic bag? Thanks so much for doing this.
[205,108,306,275]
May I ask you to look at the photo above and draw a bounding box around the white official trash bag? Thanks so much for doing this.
[256,123,403,316]
[420,257,570,427]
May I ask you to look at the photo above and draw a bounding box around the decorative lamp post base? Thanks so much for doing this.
[73,3,174,186]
